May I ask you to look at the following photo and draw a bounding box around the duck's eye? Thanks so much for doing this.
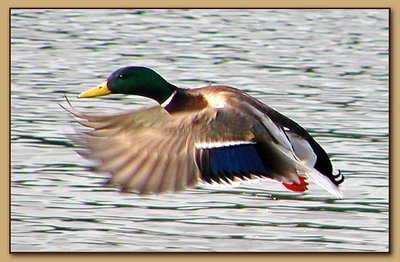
[119,74,124,79]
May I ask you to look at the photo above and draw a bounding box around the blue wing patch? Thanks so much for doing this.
[196,143,270,183]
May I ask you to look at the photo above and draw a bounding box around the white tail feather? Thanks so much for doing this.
[270,139,343,199]
[304,169,343,199]
[295,162,343,199]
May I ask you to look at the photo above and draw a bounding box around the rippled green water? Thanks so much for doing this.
[11,9,389,252]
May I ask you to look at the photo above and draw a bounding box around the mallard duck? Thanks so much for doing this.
[64,66,344,198]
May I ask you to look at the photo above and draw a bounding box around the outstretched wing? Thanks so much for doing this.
[62,94,342,198]
[63,100,270,194]
[63,103,200,194]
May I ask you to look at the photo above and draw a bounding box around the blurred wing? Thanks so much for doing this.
[62,96,342,198]
[66,104,202,194]
[64,99,272,194]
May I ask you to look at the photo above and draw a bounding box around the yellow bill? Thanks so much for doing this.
[78,81,111,98]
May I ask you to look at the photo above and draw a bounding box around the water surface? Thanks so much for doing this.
[11,9,389,252]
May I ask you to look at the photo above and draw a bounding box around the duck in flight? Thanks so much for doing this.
[63,66,344,198]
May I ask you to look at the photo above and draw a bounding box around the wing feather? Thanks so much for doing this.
[64,93,342,198]
[68,105,207,194]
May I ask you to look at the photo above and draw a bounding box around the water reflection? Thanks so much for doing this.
[11,9,388,252]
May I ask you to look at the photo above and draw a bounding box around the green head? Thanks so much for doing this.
[78,66,177,104]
